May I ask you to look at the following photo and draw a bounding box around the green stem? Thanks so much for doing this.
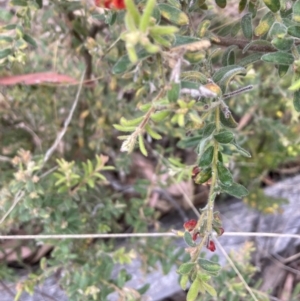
[206,106,220,234]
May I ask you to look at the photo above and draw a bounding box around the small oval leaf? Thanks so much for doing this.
[199,145,214,167]
[177,262,195,275]
[220,182,249,198]
[241,13,253,40]
[184,231,196,247]
[293,90,300,112]
[263,0,280,13]
[198,258,221,273]
[261,52,294,65]
[158,3,189,26]
[214,130,234,144]
[217,162,233,186]
[219,109,238,128]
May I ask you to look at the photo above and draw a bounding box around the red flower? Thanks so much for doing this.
[191,166,200,178]
[192,232,199,241]
[213,227,224,236]
[183,219,197,232]
[206,240,216,252]
[94,0,126,9]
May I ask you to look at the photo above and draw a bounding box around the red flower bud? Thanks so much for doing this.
[213,227,224,236]
[191,166,200,178]
[206,240,216,252]
[218,227,224,236]
[94,0,126,9]
[183,219,197,231]
[192,232,199,241]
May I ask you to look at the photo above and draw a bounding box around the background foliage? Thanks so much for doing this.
[1,0,300,300]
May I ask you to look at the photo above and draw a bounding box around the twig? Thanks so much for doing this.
[214,239,259,301]
[0,190,25,225]
[43,71,85,164]
[0,280,16,299]
[211,36,276,53]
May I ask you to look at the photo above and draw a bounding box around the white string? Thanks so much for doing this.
[0,231,299,240]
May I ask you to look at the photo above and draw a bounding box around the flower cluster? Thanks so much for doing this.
[183,219,224,252]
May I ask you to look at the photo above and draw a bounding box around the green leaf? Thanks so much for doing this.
[158,4,189,26]
[23,33,37,47]
[231,140,251,157]
[112,49,150,74]
[137,283,150,294]
[187,278,200,301]
[272,37,294,51]
[120,116,144,126]
[151,110,170,122]
[197,20,211,38]
[202,282,217,297]
[215,0,226,9]
[177,262,195,275]
[149,25,178,35]
[293,1,300,23]
[11,0,27,6]
[293,90,300,112]
[199,145,214,167]
[263,0,280,13]
[138,135,148,156]
[241,13,252,40]
[184,231,196,247]
[221,45,237,66]
[249,0,259,17]
[198,258,221,274]
[180,274,189,290]
[254,12,275,36]
[194,167,212,184]
[221,182,249,198]
[145,125,162,140]
[212,65,240,82]
[238,0,247,13]
[168,82,181,103]
[125,0,141,26]
[181,80,199,90]
[173,35,201,48]
[261,52,294,65]
[0,48,12,59]
[113,124,136,132]
[0,35,13,43]
[214,130,234,144]
[278,65,289,78]
[219,66,247,92]
[219,110,238,128]
[288,26,300,38]
[217,162,233,186]
[269,22,287,38]
[181,71,207,83]
[231,21,241,37]
[239,53,263,67]
[177,135,202,149]
[140,0,156,32]
[202,122,216,138]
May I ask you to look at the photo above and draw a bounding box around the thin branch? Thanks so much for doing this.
[43,71,85,164]
[214,239,259,301]
[211,36,277,53]
[0,190,25,225]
